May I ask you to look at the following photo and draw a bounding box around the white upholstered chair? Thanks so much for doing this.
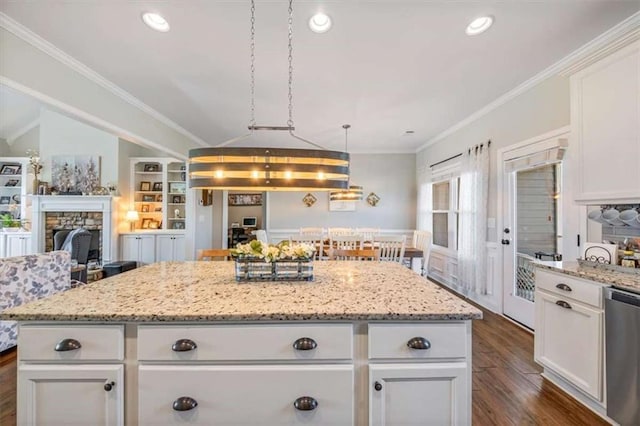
[253,229,269,244]
[328,227,353,238]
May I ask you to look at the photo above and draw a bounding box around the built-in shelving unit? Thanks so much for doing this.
[130,158,187,232]
[0,157,31,229]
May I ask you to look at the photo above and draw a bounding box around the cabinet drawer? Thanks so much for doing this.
[139,365,353,425]
[18,325,124,361]
[368,323,468,360]
[138,323,353,361]
[535,269,603,308]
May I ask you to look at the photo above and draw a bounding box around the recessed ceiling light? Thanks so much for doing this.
[466,16,493,36]
[309,13,332,33]
[142,12,170,32]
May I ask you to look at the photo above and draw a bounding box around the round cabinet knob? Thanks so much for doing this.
[374,381,383,391]
[54,338,82,352]
[104,381,115,392]
[407,336,431,350]
[292,337,317,351]
[172,396,198,411]
[293,396,318,411]
[171,339,198,352]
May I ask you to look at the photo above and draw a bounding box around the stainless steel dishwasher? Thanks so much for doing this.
[605,287,640,425]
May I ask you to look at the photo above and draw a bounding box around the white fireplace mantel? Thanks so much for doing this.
[31,195,118,264]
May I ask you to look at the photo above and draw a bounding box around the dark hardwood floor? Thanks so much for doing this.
[0,309,608,425]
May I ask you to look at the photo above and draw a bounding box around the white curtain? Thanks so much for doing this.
[458,144,490,295]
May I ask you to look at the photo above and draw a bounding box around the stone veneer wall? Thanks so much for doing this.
[45,212,103,261]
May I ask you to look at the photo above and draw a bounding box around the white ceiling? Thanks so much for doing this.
[0,85,41,142]
[1,1,638,153]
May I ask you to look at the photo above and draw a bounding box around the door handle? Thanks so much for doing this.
[501,239,510,245]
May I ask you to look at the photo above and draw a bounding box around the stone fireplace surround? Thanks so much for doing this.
[31,196,117,264]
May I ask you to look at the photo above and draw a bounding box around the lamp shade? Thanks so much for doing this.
[126,210,139,221]
[188,147,350,191]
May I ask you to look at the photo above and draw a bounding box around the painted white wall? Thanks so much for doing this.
[9,124,39,155]
[417,75,571,243]
[0,27,202,159]
[39,109,119,186]
[268,154,416,231]
[0,138,8,155]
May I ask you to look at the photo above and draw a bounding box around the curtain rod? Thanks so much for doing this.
[429,140,491,168]
[429,153,462,168]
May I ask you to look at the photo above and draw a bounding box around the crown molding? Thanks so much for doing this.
[0,12,209,148]
[6,116,40,145]
[416,11,640,153]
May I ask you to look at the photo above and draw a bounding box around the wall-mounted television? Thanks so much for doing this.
[242,217,257,227]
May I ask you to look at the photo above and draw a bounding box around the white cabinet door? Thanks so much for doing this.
[0,234,6,258]
[121,235,155,264]
[534,290,603,400]
[139,365,353,425]
[369,363,469,426]
[156,234,185,261]
[5,233,32,257]
[18,364,123,426]
[571,40,640,204]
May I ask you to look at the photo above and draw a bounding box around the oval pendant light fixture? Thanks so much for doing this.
[189,0,349,191]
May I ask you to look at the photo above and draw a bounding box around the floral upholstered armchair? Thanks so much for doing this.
[0,251,73,352]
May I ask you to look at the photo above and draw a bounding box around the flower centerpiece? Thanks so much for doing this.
[231,240,315,282]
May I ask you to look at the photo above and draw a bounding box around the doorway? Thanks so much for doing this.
[501,136,567,329]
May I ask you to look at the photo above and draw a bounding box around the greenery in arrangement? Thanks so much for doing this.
[231,240,315,263]
[0,213,21,228]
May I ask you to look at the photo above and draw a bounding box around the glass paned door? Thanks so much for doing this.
[503,163,560,329]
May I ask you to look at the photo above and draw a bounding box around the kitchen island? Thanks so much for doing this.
[2,261,482,426]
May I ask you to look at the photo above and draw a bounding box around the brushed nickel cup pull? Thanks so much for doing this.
[555,300,572,309]
[556,283,572,292]
[292,337,317,351]
[54,338,82,352]
[104,381,115,392]
[293,396,318,411]
[172,396,198,411]
[374,381,383,391]
[172,339,197,352]
[407,337,431,350]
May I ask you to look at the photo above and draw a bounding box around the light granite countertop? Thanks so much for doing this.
[1,261,483,322]
[534,260,640,294]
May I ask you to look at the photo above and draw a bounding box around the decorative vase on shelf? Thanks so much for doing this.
[32,177,39,195]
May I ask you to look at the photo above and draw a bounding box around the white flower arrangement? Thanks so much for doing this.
[231,240,315,263]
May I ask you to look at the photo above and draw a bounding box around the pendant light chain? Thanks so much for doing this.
[249,0,256,129]
[287,0,294,130]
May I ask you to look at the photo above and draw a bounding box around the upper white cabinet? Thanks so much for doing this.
[571,40,640,204]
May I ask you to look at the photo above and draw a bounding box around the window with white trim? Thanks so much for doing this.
[418,163,460,250]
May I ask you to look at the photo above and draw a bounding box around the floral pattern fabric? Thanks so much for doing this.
[0,251,71,352]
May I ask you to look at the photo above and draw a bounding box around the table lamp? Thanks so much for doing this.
[126,210,139,232]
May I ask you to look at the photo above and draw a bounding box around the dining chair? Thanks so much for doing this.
[290,234,324,260]
[300,227,324,236]
[330,235,364,251]
[375,235,406,263]
[197,249,231,261]
[329,248,380,261]
[355,227,380,241]
[253,229,269,244]
[328,227,354,238]
[412,230,432,276]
